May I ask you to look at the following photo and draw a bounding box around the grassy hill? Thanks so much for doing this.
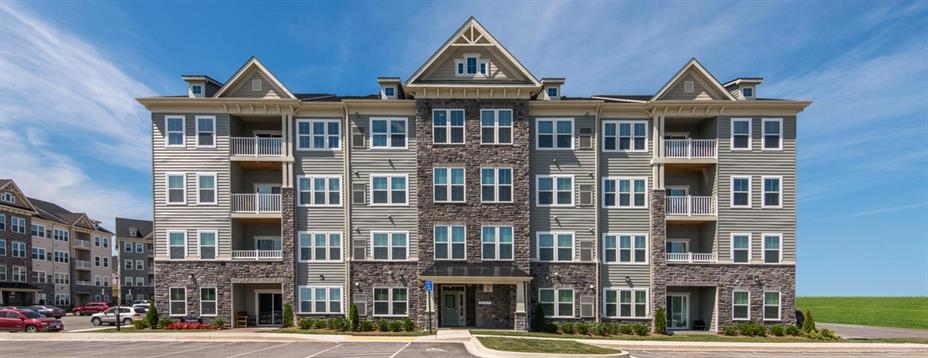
[796,296,928,330]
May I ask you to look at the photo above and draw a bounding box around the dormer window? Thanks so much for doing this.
[0,192,14,203]
[547,87,558,98]
[191,85,202,95]
[384,87,395,97]
[467,57,477,74]
[742,87,754,97]
[455,54,488,77]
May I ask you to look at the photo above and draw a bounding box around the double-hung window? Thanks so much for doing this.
[298,176,341,206]
[0,239,5,256]
[0,214,4,231]
[30,224,44,237]
[196,173,216,205]
[603,177,647,208]
[762,176,782,208]
[136,243,144,253]
[298,286,342,314]
[539,288,574,318]
[0,266,5,281]
[198,230,216,260]
[371,231,407,261]
[731,176,751,208]
[603,120,647,151]
[433,167,465,203]
[12,266,26,282]
[169,287,186,316]
[298,232,342,261]
[480,109,513,144]
[166,173,186,204]
[481,168,512,203]
[370,175,407,205]
[764,291,781,321]
[11,241,26,258]
[731,118,752,150]
[433,109,465,144]
[481,226,513,261]
[763,233,782,263]
[297,119,341,150]
[135,260,144,270]
[603,234,647,263]
[165,116,185,147]
[537,175,573,206]
[434,225,465,260]
[200,287,217,316]
[124,259,133,270]
[536,118,573,149]
[732,290,750,320]
[604,289,648,318]
[168,231,186,260]
[195,115,215,147]
[370,118,407,148]
[11,217,25,234]
[537,232,573,262]
[373,287,408,316]
[731,233,751,263]
[762,118,783,150]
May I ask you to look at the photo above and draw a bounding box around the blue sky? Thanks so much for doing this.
[0,0,925,296]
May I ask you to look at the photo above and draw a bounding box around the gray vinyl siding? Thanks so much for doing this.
[717,116,796,263]
[152,113,232,260]
[230,222,280,250]
[348,115,419,259]
[226,70,286,99]
[420,47,527,83]
[661,73,724,101]
[235,170,281,193]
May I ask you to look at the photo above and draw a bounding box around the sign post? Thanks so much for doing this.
[424,280,433,335]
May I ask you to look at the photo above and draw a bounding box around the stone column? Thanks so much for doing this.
[280,187,296,308]
[514,282,527,331]
[650,188,667,330]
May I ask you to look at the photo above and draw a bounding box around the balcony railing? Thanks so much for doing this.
[664,139,716,159]
[666,196,716,216]
[75,240,91,249]
[76,260,91,269]
[231,137,283,157]
[666,252,717,263]
[75,280,93,286]
[232,250,282,260]
[232,193,281,214]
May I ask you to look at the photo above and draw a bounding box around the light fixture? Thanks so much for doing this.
[319,274,325,281]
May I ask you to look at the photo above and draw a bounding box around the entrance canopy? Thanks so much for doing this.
[420,263,532,284]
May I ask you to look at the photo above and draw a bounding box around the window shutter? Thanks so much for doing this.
[579,185,593,206]
[580,295,595,318]
[353,239,367,260]
[352,126,366,148]
[578,127,593,149]
[580,240,594,262]
[352,183,367,205]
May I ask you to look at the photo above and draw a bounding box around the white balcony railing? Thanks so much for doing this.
[76,260,91,269]
[232,193,281,214]
[666,252,718,263]
[664,139,716,159]
[75,280,93,286]
[75,240,91,249]
[231,137,283,157]
[232,250,282,260]
[666,196,716,216]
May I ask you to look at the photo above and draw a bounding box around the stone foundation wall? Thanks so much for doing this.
[530,263,596,325]
[349,261,425,327]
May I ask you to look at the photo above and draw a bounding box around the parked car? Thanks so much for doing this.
[0,309,64,332]
[131,304,150,311]
[131,300,150,305]
[72,302,110,316]
[27,305,65,319]
[90,306,146,326]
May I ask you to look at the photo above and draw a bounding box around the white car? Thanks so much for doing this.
[90,306,147,326]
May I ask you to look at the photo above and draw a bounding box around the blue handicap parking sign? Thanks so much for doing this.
[424,280,433,292]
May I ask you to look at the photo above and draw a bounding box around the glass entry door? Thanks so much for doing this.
[257,292,283,326]
[667,294,689,329]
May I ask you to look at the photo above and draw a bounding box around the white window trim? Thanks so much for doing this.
[763,291,782,321]
[730,232,752,264]
[298,231,343,262]
[761,118,783,151]
[196,229,218,260]
[135,259,144,270]
[730,175,752,208]
[136,242,144,253]
[454,54,488,78]
[297,175,343,207]
[602,177,649,209]
[165,115,185,148]
[251,78,262,91]
[480,167,514,203]
[368,117,408,149]
[433,167,467,203]
[165,172,187,205]
[369,174,409,206]
[536,175,575,207]
[382,86,397,99]
[167,230,187,260]
[480,109,514,145]
[536,231,575,262]
[369,231,410,261]
[602,233,649,264]
[761,175,783,209]
[535,118,575,150]
[603,287,650,319]
[169,287,187,317]
[296,118,342,151]
[432,109,466,145]
[730,118,752,151]
[199,287,218,316]
[602,120,648,152]
[433,225,466,261]
[194,115,216,148]
[297,286,344,314]
[539,288,575,318]
[372,287,409,317]
[195,172,218,205]
[480,225,514,261]
[732,290,751,321]
[762,233,783,264]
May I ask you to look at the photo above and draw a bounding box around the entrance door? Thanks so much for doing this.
[256,292,283,326]
[667,294,689,329]
[255,237,282,251]
[441,286,465,327]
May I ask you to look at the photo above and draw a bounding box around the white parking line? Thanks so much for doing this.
[145,342,236,358]
[68,327,111,332]
[306,343,343,358]
[226,342,293,358]
[389,341,412,358]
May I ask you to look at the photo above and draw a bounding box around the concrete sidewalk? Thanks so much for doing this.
[819,322,928,339]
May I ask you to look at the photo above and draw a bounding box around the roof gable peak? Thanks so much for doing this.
[214,57,296,99]
[652,58,735,101]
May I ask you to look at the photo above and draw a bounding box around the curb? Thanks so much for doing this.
[468,336,629,358]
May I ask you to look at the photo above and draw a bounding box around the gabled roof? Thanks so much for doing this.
[27,197,72,224]
[213,57,296,99]
[405,17,540,87]
[115,217,153,238]
[651,58,736,101]
[0,179,38,213]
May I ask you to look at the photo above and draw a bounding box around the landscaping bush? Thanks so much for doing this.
[327,318,349,331]
[721,324,739,336]
[577,322,592,335]
[133,320,150,330]
[164,322,219,330]
[558,322,576,334]
[360,320,374,332]
[298,318,313,330]
[654,307,667,335]
[532,305,547,332]
[819,328,840,341]
[785,325,802,336]
[403,318,415,332]
[631,323,649,336]
[388,320,404,332]
[618,323,634,335]
[737,323,767,337]
[158,318,176,329]
[801,309,816,334]
[593,322,608,336]
[210,316,227,329]
[313,319,327,329]
[349,304,360,332]
[283,303,294,328]
[769,324,786,336]
[145,301,160,329]
[375,319,389,332]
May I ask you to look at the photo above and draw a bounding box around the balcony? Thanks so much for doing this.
[75,260,92,270]
[75,280,93,286]
[666,196,717,222]
[230,137,284,158]
[666,252,718,264]
[231,193,282,218]
[75,240,92,250]
[231,250,282,261]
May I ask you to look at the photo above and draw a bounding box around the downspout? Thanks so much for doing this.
[342,102,351,318]
[593,102,602,323]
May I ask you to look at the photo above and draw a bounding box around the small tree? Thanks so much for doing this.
[145,300,159,329]
[532,304,547,332]
[801,309,816,334]
[654,307,667,335]
[348,303,360,331]
[283,303,294,328]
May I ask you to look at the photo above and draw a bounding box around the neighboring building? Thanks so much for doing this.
[0,180,39,305]
[115,218,154,302]
[138,18,809,331]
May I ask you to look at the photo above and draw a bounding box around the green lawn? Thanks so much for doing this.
[796,297,928,330]
[477,336,619,355]
[471,330,928,344]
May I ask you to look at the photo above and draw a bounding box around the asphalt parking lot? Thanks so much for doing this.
[59,315,104,332]
[625,351,923,358]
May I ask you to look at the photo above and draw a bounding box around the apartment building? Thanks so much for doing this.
[138,18,809,331]
[0,179,115,307]
[115,218,155,302]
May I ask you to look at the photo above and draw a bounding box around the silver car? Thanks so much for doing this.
[90,306,147,326]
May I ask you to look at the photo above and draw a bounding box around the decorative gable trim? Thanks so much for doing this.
[0,180,38,214]
[214,57,296,99]
[651,58,736,101]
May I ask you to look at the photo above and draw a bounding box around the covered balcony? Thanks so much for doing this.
[231,193,282,217]
[664,139,716,159]
[660,117,718,169]
[665,223,717,264]
[229,115,286,167]
[231,221,282,261]
[230,167,283,219]
[665,169,717,222]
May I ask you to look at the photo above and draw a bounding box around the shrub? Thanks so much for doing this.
[819,328,840,341]
[721,324,738,336]
[132,320,150,330]
[403,318,415,332]
[577,322,592,335]
[375,319,389,332]
[618,324,634,335]
[349,304,360,331]
[532,305,547,332]
[210,316,227,329]
[298,318,313,330]
[769,324,786,336]
[326,318,349,331]
[145,301,159,329]
[283,303,294,328]
[389,320,404,332]
[738,323,767,337]
[631,323,649,336]
[654,307,667,335]
[593,322,608,336]
[785,325,802,336]
[360,320,374,332]
[157,318,176,329]
[801,310,816,334]
[313,319,327,329]
[164,322,218,330]
[558,322,576,334]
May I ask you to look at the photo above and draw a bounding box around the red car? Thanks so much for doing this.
[0,309,64,332]
[72,302,110,316]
